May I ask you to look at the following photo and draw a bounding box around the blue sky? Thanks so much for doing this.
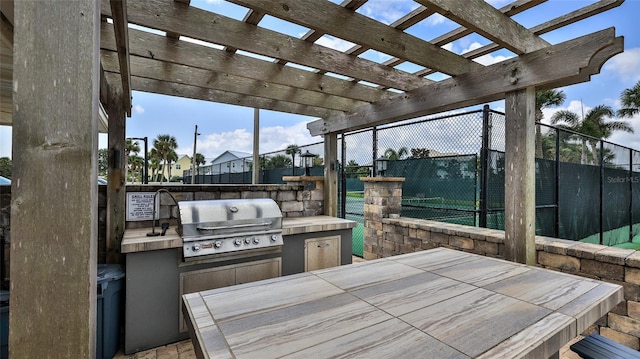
[1,0,639,162]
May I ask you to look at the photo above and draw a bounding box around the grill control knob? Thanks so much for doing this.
[253,237,260,244]
[191,243,201,252]
[214,241,222,249]
[271,235,278,242]
[234,239,242,247]
[244,238,251,244]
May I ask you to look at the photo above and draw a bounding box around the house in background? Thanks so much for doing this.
[155,154,192,182]
[197,150,253,175]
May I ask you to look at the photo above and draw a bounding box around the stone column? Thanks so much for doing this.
[361,177,404,259]
[283,176,324,216]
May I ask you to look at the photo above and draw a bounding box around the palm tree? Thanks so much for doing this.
[551,104,633,165]
[149,148,161,182]
[152,134,179,183]
[266,155,292,169]
[618,80,640,118]
[535,90,566,158]
[384,147,408,160]
[285,144,300,175]
[194,153,206,175]
[128,155,144,183]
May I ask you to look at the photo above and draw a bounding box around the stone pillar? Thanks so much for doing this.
[505,87,536,265]
[283,176,324,216]
[361,177,404,260]
[11,0,100,357]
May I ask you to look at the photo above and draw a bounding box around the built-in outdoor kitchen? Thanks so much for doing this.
[120,179,356,354]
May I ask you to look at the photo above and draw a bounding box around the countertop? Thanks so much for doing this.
[182,247,623,359]
[121,215,357,254]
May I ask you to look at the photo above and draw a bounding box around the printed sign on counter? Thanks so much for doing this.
[126,192,160,221]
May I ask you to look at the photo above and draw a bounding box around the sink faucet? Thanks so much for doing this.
[146,188,180,237]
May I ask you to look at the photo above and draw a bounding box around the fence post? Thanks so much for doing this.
[372,126,378,177]
[600,140,604,245]
[341,133,347,218]
[555,127,560,237]
[630,148,634,243]
[479,105,490,227]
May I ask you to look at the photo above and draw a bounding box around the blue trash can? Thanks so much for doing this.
[1,289,8,359]
[97,264,125,359]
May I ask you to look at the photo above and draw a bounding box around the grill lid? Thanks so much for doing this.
[178,198,283,241]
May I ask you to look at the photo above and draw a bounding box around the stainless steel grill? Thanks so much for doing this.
[178,198,284,260]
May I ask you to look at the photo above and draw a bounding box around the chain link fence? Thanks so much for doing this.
[341,107,640,256]
[183,142,325,184]
[186,106,640,256]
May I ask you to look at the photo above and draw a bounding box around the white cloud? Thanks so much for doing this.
[604,47,640,83]
[133,105,145,114]
[540,100,592,126]
[181,122,317,162]
[461,42,512,65]
[315,35,356,52]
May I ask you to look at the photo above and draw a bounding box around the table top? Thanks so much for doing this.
[182,248,623,359]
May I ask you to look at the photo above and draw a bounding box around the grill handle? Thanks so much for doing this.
[197,221,273,231]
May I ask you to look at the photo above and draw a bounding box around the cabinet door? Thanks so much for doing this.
[179,267,236,332]
[236,258,281,285]
[304,235,340,271]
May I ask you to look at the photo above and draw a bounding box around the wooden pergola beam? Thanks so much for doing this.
[416,0,549,55]
[101,51,367,112]
[308,28,623,136]
[125,75,339,120]
[100,25,389,104]
[109,0,132,116]
[229,0,483,76]
[100,0,431,92]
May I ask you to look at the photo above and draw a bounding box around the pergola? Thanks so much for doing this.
[0,0,625,357]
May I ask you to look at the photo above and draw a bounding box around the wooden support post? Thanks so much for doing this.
[505,87,536,264]
[107,82,126,264]
[323,133,338,217]
[11,0,100,357]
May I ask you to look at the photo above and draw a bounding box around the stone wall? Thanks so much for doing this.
[360,176,640,350]
[1,179,324,266]
[123,180,323,230]
[371,217,640,350]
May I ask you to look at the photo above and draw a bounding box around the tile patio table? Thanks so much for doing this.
[182,247,623,359]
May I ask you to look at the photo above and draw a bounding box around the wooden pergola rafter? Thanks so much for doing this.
[94,0,623,265]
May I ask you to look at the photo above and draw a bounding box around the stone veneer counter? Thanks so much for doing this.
[121,216,356,253]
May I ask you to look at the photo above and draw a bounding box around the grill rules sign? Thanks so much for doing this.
[126,192,160,221]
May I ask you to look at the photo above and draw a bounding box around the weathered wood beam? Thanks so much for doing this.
[0,50,12,125]
[124,75,338,119]
[419,0,622,77]
[224,7,264,53]
[504,87,536,264]
[308,28,623,136]
[166,0,190,39]
[0,11,13,125]
[0,11,12,48]
[100,24,388,104]
[323,133,338,217]
[416,0,549,55]
[106,81,126,265]
[109,0,132,116]
[11,0,99,357]
[101,51,366,112]
[229,0,482,76]
[100,0,431,91]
